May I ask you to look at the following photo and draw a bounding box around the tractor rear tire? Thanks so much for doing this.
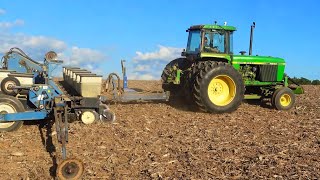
[161,58,187,97]
[271,87,295,110]
[0,95,25,132]
[192,61,244,113]
[1,77,20,96]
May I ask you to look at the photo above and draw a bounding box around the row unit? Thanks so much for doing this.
[62,67,102,97]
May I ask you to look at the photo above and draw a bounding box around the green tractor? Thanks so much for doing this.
[161,22,304,113]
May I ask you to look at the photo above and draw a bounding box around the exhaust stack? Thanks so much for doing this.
[249,22,255,55]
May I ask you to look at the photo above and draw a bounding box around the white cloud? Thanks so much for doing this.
[0,32,67,59]
[24,35,64,49]
[0,11,179,80]
[134,45,182,62]
[0,32,107,76]
[0,19,24,29]
[68,46,106,65]
[129,45,183,80]
[0,10,107,77]
[134,64,151,71]
[0,9,5,15]
[0,9,23,29]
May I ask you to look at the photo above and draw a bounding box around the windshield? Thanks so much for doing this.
[186,30,201,54]
[229,32,233,54]
[203,31,225,53]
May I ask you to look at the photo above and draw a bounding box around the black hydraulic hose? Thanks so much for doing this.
[106,73,121,91]
[1,47,42,69]
[8,47,41,65]
[10,47,29,57]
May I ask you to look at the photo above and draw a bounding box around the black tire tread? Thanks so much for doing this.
[161,58,187,95]
[1,76,20,96]
[272,87,295,110]
[192,61,245,113]
[0,95,24,132]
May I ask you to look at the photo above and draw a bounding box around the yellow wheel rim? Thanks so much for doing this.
[280,94,291,107]
[208,75,236,106]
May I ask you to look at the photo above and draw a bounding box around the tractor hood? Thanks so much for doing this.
[232,55,285,65]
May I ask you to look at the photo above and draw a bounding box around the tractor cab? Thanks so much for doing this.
[184,24,236,57]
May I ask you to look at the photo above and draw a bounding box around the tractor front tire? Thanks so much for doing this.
[272,87,295,110]
[192,61,244,113]
[1,77,20,96]
[0,95,25,132]
[161,58,187,97]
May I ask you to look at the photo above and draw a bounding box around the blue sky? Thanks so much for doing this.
[0,0,319,80]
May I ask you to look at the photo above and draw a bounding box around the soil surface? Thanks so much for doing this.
[0,81,319,179]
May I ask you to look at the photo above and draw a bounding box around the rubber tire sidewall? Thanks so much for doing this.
[1,77,20,96]
[199,65,244,113]
[273,87,295,110]
[271,88,282,107]
[0,95,24,132]
[57,158,84,180]
[161,58,187,96]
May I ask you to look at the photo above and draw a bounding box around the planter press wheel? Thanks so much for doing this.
[1,77,20,96]
[99,104,116,122]
[0,95,24,132]
[57,158,84,180]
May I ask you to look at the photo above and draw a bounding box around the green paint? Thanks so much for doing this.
[284,76,289,87]
[174,69,181,84]
[232,55,286,81]
[199,53,287,83]
[232,55,285,64]
[200,53,231,61]
[244,80,277,86]
[202,25,236,31]
[176,22,305,101]
[244,94,261,100]
[292,86,304,94]
[232,64,240,70]
[277,65,285,81]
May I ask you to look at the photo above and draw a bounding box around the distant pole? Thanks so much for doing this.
[121,60,128,89]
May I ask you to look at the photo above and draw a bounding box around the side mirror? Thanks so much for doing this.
[181,49,187,56]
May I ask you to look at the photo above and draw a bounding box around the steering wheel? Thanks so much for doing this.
[212,46,219,51]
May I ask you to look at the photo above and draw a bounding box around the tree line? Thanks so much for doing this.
[289,77,320,85]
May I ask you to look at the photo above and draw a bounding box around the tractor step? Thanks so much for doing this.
[290,85,304,94]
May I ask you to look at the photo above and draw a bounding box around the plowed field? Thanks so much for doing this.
[0,81,319,179]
